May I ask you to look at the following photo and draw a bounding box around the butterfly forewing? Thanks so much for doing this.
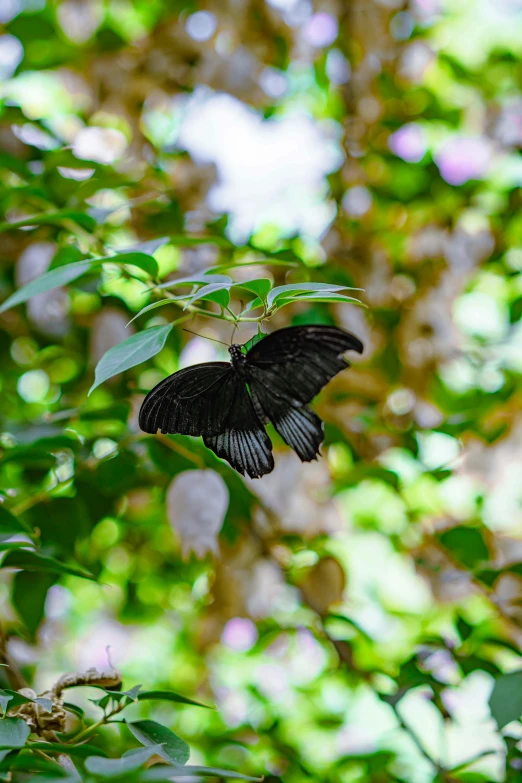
[139,362,238,436]
[245,325,363,405]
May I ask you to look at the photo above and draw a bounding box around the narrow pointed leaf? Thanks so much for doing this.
[89,324,173,394]
[156,274,232,291]
[0,507,31,540]
[267,282,359,308]
[0,262,93,314]
[29,742,108,758]
[144,766,263,781]
[1,549,96,580]
[137,690,212,709]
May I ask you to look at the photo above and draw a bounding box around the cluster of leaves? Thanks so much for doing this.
[0,679,260,782]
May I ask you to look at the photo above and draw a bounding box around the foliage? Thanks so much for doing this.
[2,0,522,782]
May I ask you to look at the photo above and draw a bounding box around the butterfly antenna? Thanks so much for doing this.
[183,328,229,347]
[230,321,239,344]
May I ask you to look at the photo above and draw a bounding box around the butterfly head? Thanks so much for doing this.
[229,344,247,375]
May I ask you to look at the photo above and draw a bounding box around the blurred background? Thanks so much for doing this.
[2,0,522,780]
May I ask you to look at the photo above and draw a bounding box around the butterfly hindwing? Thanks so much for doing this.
[139,362,237,436]
[203,381,274,479]
[246,325,363,406]
[249,381,324,461]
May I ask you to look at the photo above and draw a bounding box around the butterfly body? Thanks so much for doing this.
[228,344,248,378]
[139,325,363,479]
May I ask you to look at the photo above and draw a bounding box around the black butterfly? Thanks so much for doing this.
[139,325,363,479]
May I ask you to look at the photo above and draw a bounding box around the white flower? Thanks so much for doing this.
[166,470,229,558]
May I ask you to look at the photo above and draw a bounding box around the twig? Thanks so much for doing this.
[154,433,205,469]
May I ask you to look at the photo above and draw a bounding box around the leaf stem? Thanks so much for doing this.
[68,699,127,744]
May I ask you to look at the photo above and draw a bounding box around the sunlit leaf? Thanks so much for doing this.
[273,293,363,311]
[182,282,232,310]
[104,253,159,278]
[267,282,360,308]
[234,278,272,300]
[156,273,233,291]
[89,324,173,394]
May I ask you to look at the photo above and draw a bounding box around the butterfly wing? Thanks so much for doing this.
[203,382,274,479]
[246,325,363,462]
[139,362,237,436]
[246,325,363,406]
[249,382,324,461]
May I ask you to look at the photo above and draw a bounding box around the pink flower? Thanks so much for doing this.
[303,13,338,47]
[435,137,491,185]
[221,618,258,652]
[388,123,426,162]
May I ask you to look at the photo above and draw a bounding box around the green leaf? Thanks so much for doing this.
[13,570,57,638]
[85,746,163,777]
[1,689,52,713]
[276,292,362,304]
[0,262,93,314]
[63,702,85,719]
[156,273,232,291]
[438,527,489,569]
[126,300,176,325]
[127,720,190,766]
[91,685,142,709]
[489,671,522,729]
[29,742,108,758]
[97,239,169,278]
[144,767,263,781]
[106,253,159,278]
[111,237,169,275]
[239,298,264,316]
[137,691,212,709]
[182,282,232,310]
[168,235,232,248]
[1,549,96,580]
[0,542,33,552]
[272,293,363,312]
[234,278,272,300]
[0,507,30,540]
[89,324,173,394]
[0,718,30,749]
[267,282,359,309]
[0,691,13,714]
